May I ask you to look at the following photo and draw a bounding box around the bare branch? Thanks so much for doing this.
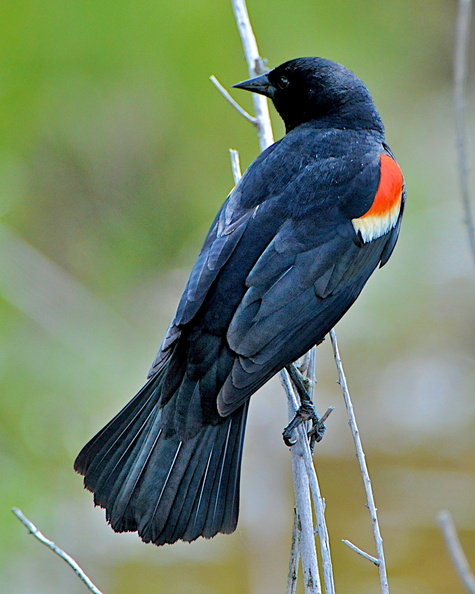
[284,383,322,594]
[281,366,335,594]
[287,508,302,594]
[329,329,389,594]
[12,508,104,594]
[229,149,242,185]
[231,0,274,150]
[342,539,379,566]
[298,348,335,593]
[319,406,335,425]
[454,0,475,266]
[209,75,258,126]
[438,510,475,593]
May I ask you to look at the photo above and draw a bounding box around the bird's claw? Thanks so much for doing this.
[282,431,297,447]
[283,403,326,451]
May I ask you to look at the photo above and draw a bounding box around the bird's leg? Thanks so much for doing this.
[283,362,328,451]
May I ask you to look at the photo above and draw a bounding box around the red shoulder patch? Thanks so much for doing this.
[352,154,403,243]
[362,154,404,218]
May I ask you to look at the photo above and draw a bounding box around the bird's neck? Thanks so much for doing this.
[284,101,385,137]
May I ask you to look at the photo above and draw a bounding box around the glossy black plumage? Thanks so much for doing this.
[75,57,405,546]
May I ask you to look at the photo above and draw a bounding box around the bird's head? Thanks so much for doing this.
[234,57,384,135]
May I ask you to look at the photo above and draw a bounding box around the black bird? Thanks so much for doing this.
[75,57,405,546]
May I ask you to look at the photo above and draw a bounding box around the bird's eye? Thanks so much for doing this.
[277,76,289,90]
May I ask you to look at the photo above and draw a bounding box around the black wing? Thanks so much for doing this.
[147,142,284,377]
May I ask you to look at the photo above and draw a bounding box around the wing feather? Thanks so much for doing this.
[150,130,403,421]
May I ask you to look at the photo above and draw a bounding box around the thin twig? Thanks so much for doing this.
[229,149,242,185]
[287,509,302,594]
[285,385,322,594]
[287,509,301,593]
[231,0,274,150]
[342,540,379,566]
[210,75,258,126]
[281,367,335,594]
[329,329,389,593]
[319,407,335,425]
[438,510,475,593]
[454,0,475,266]
[299,348,335,592]
[12,508,104,594]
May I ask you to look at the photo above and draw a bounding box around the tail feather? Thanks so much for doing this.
[183,432,227,541]
[88,390,162,511]
[201,413,243,538]
[106,412,163,527]
[75,376,162,486]
[156,429,217,544]
[96,414,159,510]
[214,411,246,531]
[74,369,249,546]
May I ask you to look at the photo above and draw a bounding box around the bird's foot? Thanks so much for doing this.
[282,363,334,452]
[282,401,327,451]
[286,362,313,403]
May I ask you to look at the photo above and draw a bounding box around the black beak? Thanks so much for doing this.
[233,73,275,99]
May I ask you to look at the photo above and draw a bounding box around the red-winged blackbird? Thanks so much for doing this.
[75,57,405,546]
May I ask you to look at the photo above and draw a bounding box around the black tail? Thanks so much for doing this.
[74,371,249,546]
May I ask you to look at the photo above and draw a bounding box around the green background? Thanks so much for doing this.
[1,0,475,592]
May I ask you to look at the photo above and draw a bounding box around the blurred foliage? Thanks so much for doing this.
[1,0,475,592]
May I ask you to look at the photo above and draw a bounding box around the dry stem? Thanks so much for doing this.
[438,510,475,593]
[12,508,104,594]
[330,330,389,593]
[454,0,475,265]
